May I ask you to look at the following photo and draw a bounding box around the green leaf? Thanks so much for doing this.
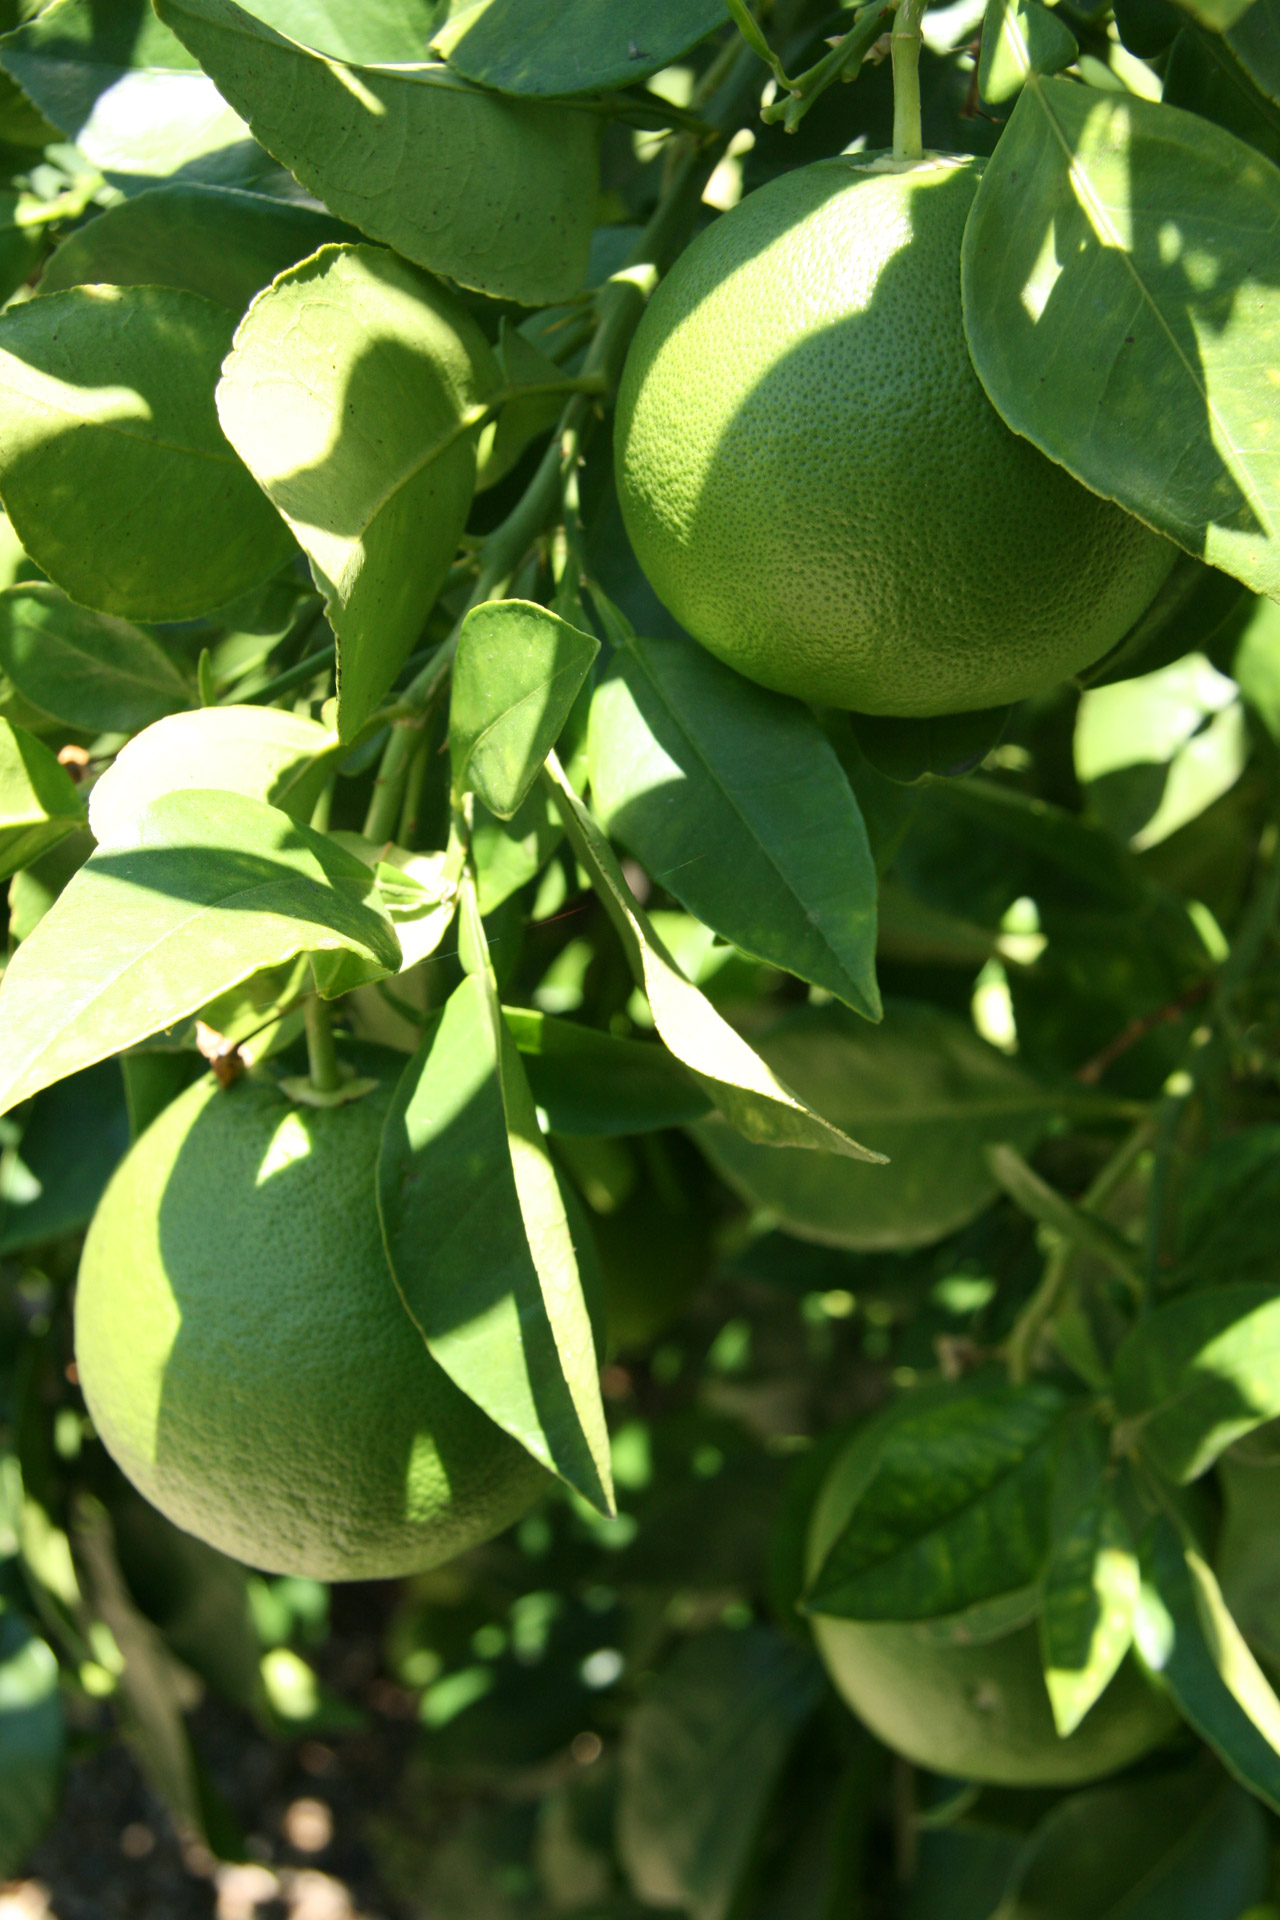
[474,324,567,495]
[588,638,880,1019]
[987,1142,1143,1292]
[452,600,599,819]
[543,754,884,1163]
[807,1382,1066,1620]
[1234,595,1280,739]
[962,81,1280,600]
[1075,652,1245,848]
[978,0,1078,106]
[1113,1284,1280,1481]
[1227,0,1280,102]
[0,716,84,881]
[238,0,441,62]
[40,182,357,312]
[0,285,294,623]
[503,1007,710,1136]
[0,0,258,183]
[616,1627,820,1920]
[0,1058,130,1254]
[1178,0,1257,29]
[0,788,400,1114]
[329,834,458,967]
[848,705,1013,785]
[695,1003,1063,1252]
[1039,1432,1140,1737]
[218,244,497,741]
[1164,26,1280,170]
[377,930,613,1512]
[0,1611,64,1876]
[0,584,193,733]
[88,704,340,845]
[156,0,603,305]
[435,0,728,95]
[1135,1513,1280,1811]
[1175,1124,1280,1285]
[472,786,562,914]
[994,1764,1269,1920]
[926,776,1145,907]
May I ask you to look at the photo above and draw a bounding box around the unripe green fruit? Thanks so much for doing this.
[76,1056,548,1580]
[615,154,1176,718]
[806,1419,1176,1785]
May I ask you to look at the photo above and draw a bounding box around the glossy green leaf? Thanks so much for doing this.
[1076,652,1245,848]
[1164,25,1280,170]
[472,786,562,914]
[0,788,400,1114]
[435,0,728,95]
[242,0,439,61]
[452,600,598,819]
[807,1382,1066,1620]
[40,183,357,311]
[1135,1513,1280,1811]
[617,1627,820,1920]
[329,834,458,968]
[695,1003,1062,1252]
[1040,1433,1140,1737]
[926,776,1145,907]
[1178,0,1257,28]
[996,1764,1269,1920]
[503,1007,710,1136]
[377,950,613,1511]
[89,705,339,845]
[0,717,84,881]
[978,0,1078,106]
[0,1611,64,1876]
[1175,1123,1280,1284]
[543,754,884,1163]
[588,637,879,1019]
[848,705,1012,786]
[1114,1284,1280,1481]
[0,0,258,183]
[0,285,294,623]
[218,245,497,741]
[1227,0,1280,102]
[0,584,192,733]
[962,81,1280,600]
[157,0,603,305]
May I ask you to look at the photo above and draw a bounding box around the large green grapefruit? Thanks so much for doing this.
[615,155,1176,717]
[806,1419,1176,1785]
[75,1053,549,1580]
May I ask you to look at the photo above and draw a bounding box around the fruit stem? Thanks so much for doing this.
[891,0,927,161]
[304,989,341,1096]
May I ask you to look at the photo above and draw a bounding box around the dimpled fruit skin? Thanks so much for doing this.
[75,1059,547,1580]
[806,1424,1176,1787]
[615,155,1176,717]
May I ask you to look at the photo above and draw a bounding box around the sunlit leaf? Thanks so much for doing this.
[963,82,1280,600]
[452,600,598,819]
[0,789,400,1114]
[158,0,603,304]
[0,717,85,882]
[219,245,498,740]
[589,637,879,1018]
[0,285,295,621]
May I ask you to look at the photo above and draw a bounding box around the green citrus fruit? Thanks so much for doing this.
[806,1419,1176,1785]
[75,1054,549,1580]
[615,154,1176,717]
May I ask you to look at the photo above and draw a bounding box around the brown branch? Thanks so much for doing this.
[1074,980,1212,1087]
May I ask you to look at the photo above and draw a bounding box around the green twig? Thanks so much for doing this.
[891,0,928,159]
[303,987,340,1095]
[989,1141,1144,1299]
[1003,1122,1154,1383]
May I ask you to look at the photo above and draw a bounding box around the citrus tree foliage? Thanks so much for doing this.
[0,0,1276,1913]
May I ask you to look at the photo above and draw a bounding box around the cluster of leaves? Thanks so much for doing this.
[0,0,1274,1913]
